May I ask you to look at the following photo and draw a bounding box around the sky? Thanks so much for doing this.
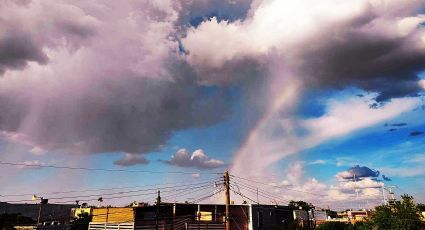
[1,0,425,210]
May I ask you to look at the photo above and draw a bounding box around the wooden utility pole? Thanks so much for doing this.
[156,190,161,230]
[224,170,231,230]
[37,200,42,226]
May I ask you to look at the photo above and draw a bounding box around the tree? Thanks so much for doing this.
[288,200,314,210]
[370,194,423,230]
[70,213,91,230]
[417,203,425,212]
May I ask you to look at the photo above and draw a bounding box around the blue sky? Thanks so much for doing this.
[1,0,425,209]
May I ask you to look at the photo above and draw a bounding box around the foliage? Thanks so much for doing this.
[369,194,423,230]
[0,213,34,230]
[316,221,350,230]
[348,221,373,230]
[70,213,92,230]
[288,200,314,211]
[317,194,425,230]
[315,221,373,230]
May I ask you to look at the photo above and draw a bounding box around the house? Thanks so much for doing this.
[88,203,312,230]
[0,202,76,224]
[347,210,370,223]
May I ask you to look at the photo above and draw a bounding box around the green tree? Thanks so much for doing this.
[370,194,423,230]
[316,221,350,230]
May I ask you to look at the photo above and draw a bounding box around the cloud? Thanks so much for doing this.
[232,94,420,176]
[179,0,425,177]
[309,159,327,165]
[419,79,425,89]
[0,0,231,156]
[236,161,382,208]
[391,123,408,127]
[183,0,425,101]
[191,173,201,178]
[380,154,425,177]
[164,149,225,169]
[15,160,45,169]
[405,154,425,164]
[410,131,424,136]
[1,0,425,180]
[336,165,380,181]
[29,146,47,155]
[113,153,149,167]
[0,31,48,74]
[381,166,425,177]
[382,175,392,181]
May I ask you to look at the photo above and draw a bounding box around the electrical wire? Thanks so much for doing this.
[0,178,219,197]
[2,179,221,204]
[191,189,224,204]
[0,161,221,175]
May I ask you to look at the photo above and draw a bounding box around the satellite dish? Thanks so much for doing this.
[32,195,38,201]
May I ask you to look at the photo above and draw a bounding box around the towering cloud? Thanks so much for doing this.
[1,0,425,177]
[181,0,425,176]
[0,0,231,155]
[164,149,225,169]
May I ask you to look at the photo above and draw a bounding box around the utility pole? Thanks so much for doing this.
[37,198,42,226]
[156,190,161,230]
[386,186,396,205]
[382,185,387,205]
[224,171,231,230]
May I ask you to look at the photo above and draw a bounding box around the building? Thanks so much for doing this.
[0,202,76,224]
[71,207,93,219]
[88,203,312,230]
[347,210,370,223]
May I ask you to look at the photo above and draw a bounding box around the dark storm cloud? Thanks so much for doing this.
[0,0,232,156]
[0,66,230,154]
[337,165,380,180]
[2,0,425,166]
[382,175,392,181]
[410,131,424,136]
[0,31,48,74]
[0,0,99,75]
[391,123,408,127]
[183,1,425,104]
[301,24,425,102]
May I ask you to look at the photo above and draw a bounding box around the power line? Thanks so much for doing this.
[229,187,257,204]
[231,181,290,204]
[2,179,221,204]
[161,183,217,202]
[230,174,325,196]
[46,184,215,204]
[0,178,219,197]
[0,161,221,175]
[191,189,224,204]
